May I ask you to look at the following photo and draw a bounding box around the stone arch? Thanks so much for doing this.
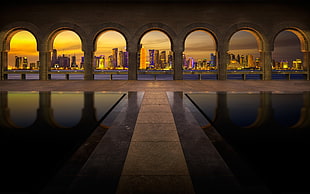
[272,26,310,52]
[134,23,176,50]
[0,22,41,52]
[92,23,130,52]
[180,23,220,52]
[224,23,267,52]
[44,22,88,52]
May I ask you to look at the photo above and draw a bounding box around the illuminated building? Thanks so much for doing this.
[149,49,155,68]
[112,48,118,67]
[188,57,194,69]
[119,51,128,68]
[29,63,36,69]
[160,51,166,69]
[108,55,114,69]
[15,56,28,69]
[51,49,58,68]
[247,54,254,68]
[71,55,77,67]
[154,50,160,69]
[280,60,289,69]
[210,53,216,68]
[58,54,70,69]
[293,59,302,70]
[140,46,146,69]
[168,51,173,69]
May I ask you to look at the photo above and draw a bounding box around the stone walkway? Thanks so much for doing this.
[116,92,195,193]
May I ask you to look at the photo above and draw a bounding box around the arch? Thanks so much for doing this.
[134,23,176,50]
[94,30,128,70]
[272,27,309,53]
[180,23,220,52]
[0,22,41,52]
[271,22,310,52]
[224,23,267,52]
[183,29,217,70]
[44,22,88,52]
[92,23,130,52]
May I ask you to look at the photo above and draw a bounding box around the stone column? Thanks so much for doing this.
[39,51,51,80]
[0,51,8,80]
[302,51,310,80]
[83,50,94,80]
[127,42,138,80]
[260,51,272,80]
[173,48,183,80]
[217,50,228,80]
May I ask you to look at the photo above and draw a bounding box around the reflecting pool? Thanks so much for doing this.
[187,92,310,193]
[0,91,125,193]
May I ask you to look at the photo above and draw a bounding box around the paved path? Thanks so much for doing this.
[116,92,195,193]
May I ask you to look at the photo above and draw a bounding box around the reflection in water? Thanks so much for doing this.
[188,92,307,128]
[187,91,310,193]
[8,91,39,127]
[0,91,125,193]
[52,92,84,127]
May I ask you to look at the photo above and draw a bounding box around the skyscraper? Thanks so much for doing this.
[112,48,118,67]
[51,49,58,68]
[140,46,146,69]
[159,51,166,69]
[71,55,77,67]
[149,49,155,68]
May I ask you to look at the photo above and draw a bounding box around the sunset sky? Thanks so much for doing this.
[8,29,302,68]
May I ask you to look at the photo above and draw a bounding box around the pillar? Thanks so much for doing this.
[83,50,94,80]
[127,42,138,80]
[217,50,228,80]
[260,51,272,80]
[39,51,51,80]
[0,51,8,80]
[173,48,183,80]
[302,51,310,80]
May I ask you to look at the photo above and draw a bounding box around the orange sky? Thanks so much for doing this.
[8,29,302,68]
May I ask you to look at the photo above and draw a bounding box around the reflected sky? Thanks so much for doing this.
[187,92,305,128]
[5,91,125,128]
[8,91,39,127]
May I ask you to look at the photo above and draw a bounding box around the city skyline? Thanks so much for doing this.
[8,29,303,69]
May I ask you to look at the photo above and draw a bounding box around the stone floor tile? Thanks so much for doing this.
[136,112,175,124]
[132,123,179,142]
[139,104,171,112]
[121,141,189,176]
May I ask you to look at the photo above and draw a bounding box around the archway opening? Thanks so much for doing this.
[228,30,261,80]
[94,30,127,80]
[183,30,217,80]
[51,30,83,80]
[138,30,172,80]
[272,30,305,80]
[8,30,39,79]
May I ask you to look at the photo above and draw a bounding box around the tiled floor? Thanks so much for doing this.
[2,80,309,193]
